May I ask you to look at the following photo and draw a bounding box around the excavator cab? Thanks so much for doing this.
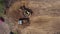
[18,18,30,25]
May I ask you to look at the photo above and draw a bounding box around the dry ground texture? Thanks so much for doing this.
[3,0,60,34]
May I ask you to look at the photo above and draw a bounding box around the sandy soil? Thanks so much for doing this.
[4,0,60,34]
[0,22,10,34]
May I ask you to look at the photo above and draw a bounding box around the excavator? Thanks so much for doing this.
[18,5,33,25]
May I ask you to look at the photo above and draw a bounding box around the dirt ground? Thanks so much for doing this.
[0,21,10,34]
[2,0,60,34]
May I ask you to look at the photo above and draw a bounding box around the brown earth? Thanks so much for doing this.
[4,0,60,34]
[0,22,10,34]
